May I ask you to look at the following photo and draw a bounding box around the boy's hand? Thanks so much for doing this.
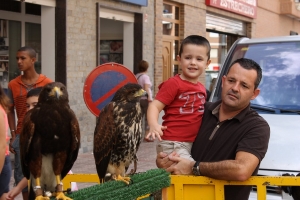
[145,124,167,141]
[6,186,22,200]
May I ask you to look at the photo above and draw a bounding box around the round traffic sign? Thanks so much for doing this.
[83,62,138,116]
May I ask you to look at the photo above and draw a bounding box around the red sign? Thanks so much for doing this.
[206,0,257,19]
[83,62,137,117]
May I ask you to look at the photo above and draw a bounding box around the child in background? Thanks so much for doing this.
[6,87,78,200]
[146,35,211,160]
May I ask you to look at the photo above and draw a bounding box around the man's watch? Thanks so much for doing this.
[192,161,201,176]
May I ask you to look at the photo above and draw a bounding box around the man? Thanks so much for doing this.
[7,46,52,200]
[157,58,270,200]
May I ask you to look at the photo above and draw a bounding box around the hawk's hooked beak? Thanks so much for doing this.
[134,89,147,97]
[50,87,63,99]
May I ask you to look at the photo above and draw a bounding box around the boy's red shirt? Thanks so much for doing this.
[155,75,206,142]
[8,74,52,134]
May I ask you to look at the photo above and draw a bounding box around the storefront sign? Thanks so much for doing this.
[206,0,257,18]
[116,0,148,7]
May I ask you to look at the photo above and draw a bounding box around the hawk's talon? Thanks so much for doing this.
[113,174,131,185]
[35,195,50,200]
[55,191,72,200]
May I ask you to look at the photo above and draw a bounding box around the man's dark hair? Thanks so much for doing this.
[27,87,43,98]
[18,46,36,58]
[138,60,149,72]
[228,58,262,89]
[178,35,211,60]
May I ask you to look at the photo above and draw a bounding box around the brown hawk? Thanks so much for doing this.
[93,83,145,184]
[20,82,80,200]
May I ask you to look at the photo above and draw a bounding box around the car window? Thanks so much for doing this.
[222,42,300,110]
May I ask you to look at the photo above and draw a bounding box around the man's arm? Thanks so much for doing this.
[167,151,259,181]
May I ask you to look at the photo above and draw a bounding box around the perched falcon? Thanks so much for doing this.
[93,83,145,184]
[20,82,80,200]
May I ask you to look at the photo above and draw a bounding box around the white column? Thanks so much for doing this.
[41,6,55,80]
[123,22,134,72]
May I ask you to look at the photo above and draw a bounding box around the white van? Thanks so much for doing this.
[209,36,300,200]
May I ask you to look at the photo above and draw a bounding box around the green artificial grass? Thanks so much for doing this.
[65,169,170,200]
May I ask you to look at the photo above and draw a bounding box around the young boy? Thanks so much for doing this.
[146,35,211,160]
[6,87,78,200]
[7,46,52,200]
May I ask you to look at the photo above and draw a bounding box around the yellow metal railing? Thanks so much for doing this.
[62,174,300,200]
[163,175,300,200]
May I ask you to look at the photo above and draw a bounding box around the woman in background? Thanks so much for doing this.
[135,60,153,141]
[0,85,11,200]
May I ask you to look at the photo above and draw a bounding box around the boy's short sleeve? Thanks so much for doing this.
[155,78,179,106]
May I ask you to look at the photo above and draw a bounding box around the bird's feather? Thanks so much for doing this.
[93,83,145,182]
[19,82,80,195]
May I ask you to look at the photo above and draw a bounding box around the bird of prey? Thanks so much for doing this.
[20,82,80,200]
[93,83,145,184]
[281,173,300,200]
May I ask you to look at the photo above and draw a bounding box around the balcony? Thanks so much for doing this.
[280,0,300,20]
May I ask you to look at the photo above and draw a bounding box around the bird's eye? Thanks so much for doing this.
[61,87,64,91]
[47,88,51,92]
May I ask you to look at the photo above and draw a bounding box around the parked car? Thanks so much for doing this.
[209,35,300,200]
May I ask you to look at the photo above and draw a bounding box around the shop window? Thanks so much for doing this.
[0,0,21,13]
[162,3,179,20]
[210,49,218,58]
[162,3,180,36]
[26,3,41,16]
[162,1,181,80]
[99,40,123,65]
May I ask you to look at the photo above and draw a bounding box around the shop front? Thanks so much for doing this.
[0,0,56,92]
[97,6,143,73]
[205,0,257,92]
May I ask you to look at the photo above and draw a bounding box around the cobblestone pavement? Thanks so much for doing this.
[9,139,159,200]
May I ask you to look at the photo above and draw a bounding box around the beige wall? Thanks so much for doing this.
[255,0,300,38]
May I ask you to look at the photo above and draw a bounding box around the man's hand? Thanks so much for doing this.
[156,151,178,169]
[166,155,195,175]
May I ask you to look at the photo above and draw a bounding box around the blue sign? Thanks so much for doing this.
[83,62,138,116]
[117,0,148,6]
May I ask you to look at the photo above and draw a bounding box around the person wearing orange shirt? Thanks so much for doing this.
[7,47,52,200]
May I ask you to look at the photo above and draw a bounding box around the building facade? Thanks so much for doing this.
[1,0,300,152]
